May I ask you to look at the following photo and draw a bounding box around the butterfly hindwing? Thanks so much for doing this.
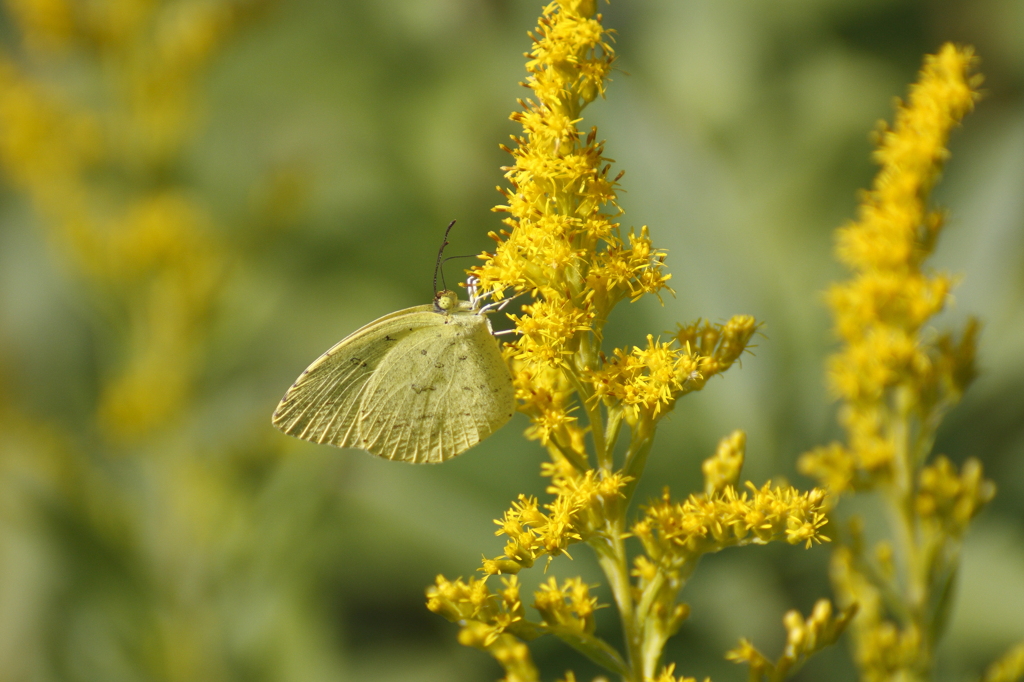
[358,310,515,463]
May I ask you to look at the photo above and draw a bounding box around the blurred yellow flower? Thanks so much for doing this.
[799,43,999,682]
[726,599,856,682]
[0,0,247,443]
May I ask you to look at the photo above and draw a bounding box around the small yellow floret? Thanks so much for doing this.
[703,430,746,495]
[648,663,704,682]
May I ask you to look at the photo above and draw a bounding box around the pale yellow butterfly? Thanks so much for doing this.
[272,227,515,463]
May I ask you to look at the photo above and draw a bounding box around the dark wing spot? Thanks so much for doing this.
[420,349,428,355]
[385,335,396,342]
[434,363,444,368]
[360,362,367,367]
[411,383,436,394]
[462,386,473,392]
[458,355,467,361]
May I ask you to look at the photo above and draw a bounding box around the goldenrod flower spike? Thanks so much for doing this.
[0,3,283,679]
[0,2,247,444]
[799,44,999,682]
[430,3,826,681]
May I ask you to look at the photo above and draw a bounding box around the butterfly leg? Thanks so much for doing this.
[479,288,528,314]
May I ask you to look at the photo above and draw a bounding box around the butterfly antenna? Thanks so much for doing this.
[437,254,478,299]
[434,220,457,293]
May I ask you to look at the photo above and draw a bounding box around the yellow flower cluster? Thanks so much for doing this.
[426,572,614,681]
[615,434,831,680]
[533,576,600,635]
[509,297,595,368]
[471,0,707,466]
[436,427,832,680]
[633,482,829,565]
[590,336,703,422]
[916,455,994,537]
[798,44,999,682]
[674,316,759,380]
[590,316,758,425]
[426,574,532,648]
[726,599,856,682]
[489,468,630,573]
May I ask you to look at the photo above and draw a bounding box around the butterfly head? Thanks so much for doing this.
[434,289,459,314]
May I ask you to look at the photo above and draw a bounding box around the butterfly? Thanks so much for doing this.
[272,223,516,463]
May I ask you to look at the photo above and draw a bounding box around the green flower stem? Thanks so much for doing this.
[848,544,912,624]
[550,438,591,473]
[636,571,672,677]
[567,367,610,472]
[592,520,643,682]
[634,570,665,628]
[887,396,933,682]
[621,416,656,506]
[546,626,631,678]
[604,408,624,468]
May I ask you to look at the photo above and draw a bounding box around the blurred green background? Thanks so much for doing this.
[0,1,1022,681]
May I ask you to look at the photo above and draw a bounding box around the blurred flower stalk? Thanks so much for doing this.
[798,45,1020,682]
[426,3,841,680]
[0,1,296,678]
[0,0,246,438]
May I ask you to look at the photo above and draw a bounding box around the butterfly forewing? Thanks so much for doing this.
[272,305,439,446]
[358,310,515,463]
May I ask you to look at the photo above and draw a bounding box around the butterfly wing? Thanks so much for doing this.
[272,305,438,447]
[358,311,515,463]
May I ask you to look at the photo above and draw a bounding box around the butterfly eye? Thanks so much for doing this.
[434,290,459,313]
